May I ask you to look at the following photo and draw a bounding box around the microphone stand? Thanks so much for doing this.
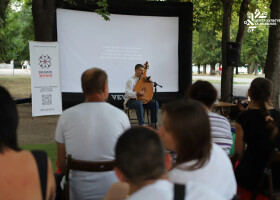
[152,81,162,129]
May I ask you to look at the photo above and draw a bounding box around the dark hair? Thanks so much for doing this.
[162,100,211,170]
[249,77,272,116]
[187,80,217,108]
[0,86,19,153]
[135,64,144,70]
[115,127,165,184]
[81,68,108,95]
[249,78,276,137]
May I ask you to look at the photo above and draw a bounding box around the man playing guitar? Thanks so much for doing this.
[123,63,159,127]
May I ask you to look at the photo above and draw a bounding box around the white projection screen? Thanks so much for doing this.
[57,8,179,93]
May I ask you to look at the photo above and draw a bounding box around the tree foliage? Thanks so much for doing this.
[0,0,34,62]
[192,0,223,74]
[186,0,270,77]
[56,0,110,20]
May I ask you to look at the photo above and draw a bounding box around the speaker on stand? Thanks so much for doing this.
[226,42,241,102]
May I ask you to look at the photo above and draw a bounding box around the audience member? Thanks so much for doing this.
[55,68,130,200]
[187,80,233,155]
[158,100,237,199]
[234,77,280,197]
[0,86,56,200]
[113,127,225,200]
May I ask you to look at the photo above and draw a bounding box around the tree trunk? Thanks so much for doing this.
[236,0,250,43]
[265,0,280,108]
[0,0,10,24]
[32,0,56,41]
[235,0,251,75]
[221,0,234,102]
[210,63,215,75]
[254,63,258,75]
[4,0,10,13]
[203,64,206,74]
[197,64,201,74]
[247,63,253,74]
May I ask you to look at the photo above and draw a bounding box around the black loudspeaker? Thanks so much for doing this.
[226,42,241,66]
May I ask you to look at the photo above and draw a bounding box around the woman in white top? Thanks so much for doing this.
[158,100,237,200]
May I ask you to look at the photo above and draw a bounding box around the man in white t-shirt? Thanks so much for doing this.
[113,127,225,200]
[55,68,130,200]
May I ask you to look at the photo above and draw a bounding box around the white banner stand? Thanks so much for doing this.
[29,41,62,117]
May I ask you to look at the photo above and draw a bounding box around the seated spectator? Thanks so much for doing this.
[187,80,233,155]
[234,77,280,198]
[55,68,130,200]
[158,100,237,199]
[0,86,56,200]
[113,127,224,200]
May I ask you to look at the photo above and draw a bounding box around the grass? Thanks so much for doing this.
[0,75,31,98]
[20,143,57,172]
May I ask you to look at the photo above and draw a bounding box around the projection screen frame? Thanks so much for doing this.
[56,1,193,109]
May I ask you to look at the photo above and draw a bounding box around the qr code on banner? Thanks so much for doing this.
[42,94,52,105]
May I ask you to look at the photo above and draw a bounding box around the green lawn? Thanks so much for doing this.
[20,143,57,172]
[0,75,31,98]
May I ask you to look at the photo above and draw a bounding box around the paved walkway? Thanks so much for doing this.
[193,74,264,83]
[193,74,265,97]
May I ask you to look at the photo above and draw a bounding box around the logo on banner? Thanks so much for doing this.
[39,55,52,69]
[38,55,53,78]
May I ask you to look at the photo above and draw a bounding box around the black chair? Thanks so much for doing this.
[252,148,280,200]
[266,149,280,200]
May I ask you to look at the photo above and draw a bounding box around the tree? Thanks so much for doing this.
[32,0,55,41]
[193,30,202,74]
[192,0,223,75]
[235,0,250,74]
[0,0,10,25]
[31,0,109,41]
[220,0,234,102]
[0,0,34,62]
[0,0,11,57]
[220,0,263,101]
[193,28,221,75]
[265,0,280,107]
[242,26,268,74]
[240,0,270,75]
[193,30,216,75]
[236,0,250,44]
